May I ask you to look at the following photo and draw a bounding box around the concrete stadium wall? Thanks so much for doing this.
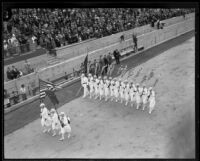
[4,14,195,95]
[4,54,48,81]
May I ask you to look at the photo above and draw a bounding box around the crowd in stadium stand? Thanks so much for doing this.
[3,8,194,57]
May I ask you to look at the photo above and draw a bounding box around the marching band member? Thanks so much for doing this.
[89,74,94,99]
[148,87,156,114]
[59,112,71,141]
[95,76,100,99]
[114,78,120,102]
[82,74,89,98]
[99,76,104,100]
[135,83,141,110]
[110,77,115,101]
[124,81,130,106]
[40,103,51,133]
[120,80,125,104]
[142,85,148,111]
[51,108,60,137]
[104,76,110,101]
[129,83,136,107]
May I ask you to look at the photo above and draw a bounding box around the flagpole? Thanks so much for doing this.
[87,47,89,75]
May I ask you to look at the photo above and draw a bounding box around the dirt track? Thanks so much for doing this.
[4,36,195,158]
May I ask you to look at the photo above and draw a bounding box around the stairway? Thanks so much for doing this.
[47,54,60,66]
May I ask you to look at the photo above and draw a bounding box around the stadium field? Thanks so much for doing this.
[4,31,195,158]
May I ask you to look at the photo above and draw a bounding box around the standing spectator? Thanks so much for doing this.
[133,33,138,52]
[4,89,10,108]
[4,40,8,57]
[24,59,33,75]
[20,84,27,101]
[102,55,109,75]
[113,49,121,64]
[99,55,104,72]
[11,91,19,105]
[6,67,14,80]
[107,52,112,65]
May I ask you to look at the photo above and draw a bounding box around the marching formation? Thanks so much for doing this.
[81,73,156,114]
[40,103,71,141]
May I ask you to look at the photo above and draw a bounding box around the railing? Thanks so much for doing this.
[4,67,83,109]
[4,41,38,59]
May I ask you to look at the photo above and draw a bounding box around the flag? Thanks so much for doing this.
[39,79,57,103]
[84,54,88,74]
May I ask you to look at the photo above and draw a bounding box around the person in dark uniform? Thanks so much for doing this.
[133,34,138,52]
[113,49,121,64]
[107,52,112,66]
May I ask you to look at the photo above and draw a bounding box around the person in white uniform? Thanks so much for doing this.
[110,78,115,101]
[104,76,110,101]
[129,83,136,107]
[40,103,52,133]
[89,74,94,99]
[81,73,85,87]
[58,112,71,141]
[124,81,130,106]
[99,76,104,100]
[51,108,60,136]
[148,87,156,114]
[119,80,125,104]
[114,78,120,102]
[82,74,89,98]
[135,83,141,110]
[95,76,100,99]
[142,85,148,111]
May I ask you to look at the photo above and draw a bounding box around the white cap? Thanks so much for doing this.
[149,87,153,90]
[88,73,92,77]
[81,73,85,77]
[136,83,139,86]
[60,112,65,116]
[40,103,45,107]
[50,108,56,113]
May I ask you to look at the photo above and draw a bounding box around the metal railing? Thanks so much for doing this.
[4,41,38,59]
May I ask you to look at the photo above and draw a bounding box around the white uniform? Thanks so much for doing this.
[114,81,120,102]
[59,115,71,140]
[124,84,130,106]
[110,80,115,101]
[142,88,148,110]
[41,107,52,132]
[82,76,89,98]
[149,90,156,114]
[89,77,94,98]
[99,80,104,100]
[52,112,60,131]
[129,87,136,107]
[120,83,125,103]
[104,79,110,101]
[135,89,141,109]
[94,78,100,99]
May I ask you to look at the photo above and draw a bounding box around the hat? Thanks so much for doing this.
[60,112,65,116]
[88,73,92,77]
[50,108,56,113]
[104,76,107,79]
[40,103,45,107]
[109,77,112,80]
[98,76,101,79]
[94,75,97,78]
[81,73,85,77]
[149,87,153,90]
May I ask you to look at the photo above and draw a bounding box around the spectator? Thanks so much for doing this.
[20,84,27,101]
[11,91,19,105]
[107,52,112,65]
[6,67,14,80]
[24,59,33,75]
[99,55,104,73]
[4,89,10,108]
[133,33,138,52]
[11,66,20,79]
[113,49,121,64]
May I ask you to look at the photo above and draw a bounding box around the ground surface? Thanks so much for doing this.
[4,31,195,158]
